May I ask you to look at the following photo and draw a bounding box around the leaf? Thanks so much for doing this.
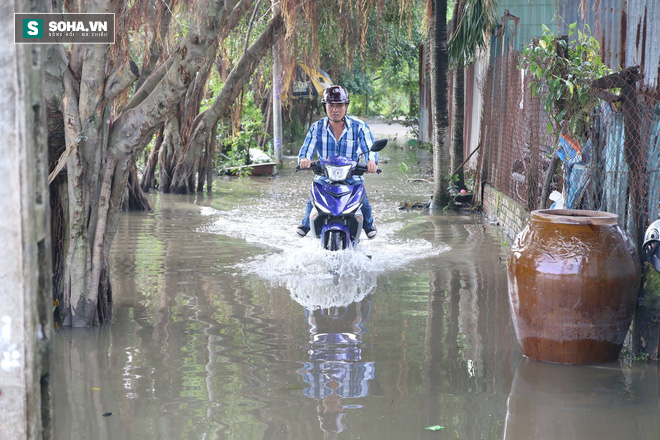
[425,425,445,431]
[557,109,567,121]
[547,121,553,134]
[90,387,101,391]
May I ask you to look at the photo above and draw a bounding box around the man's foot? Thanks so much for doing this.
[296,225,310,237]
[365,225,377,239]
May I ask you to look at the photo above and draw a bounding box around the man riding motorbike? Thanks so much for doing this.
[297,85,379,239]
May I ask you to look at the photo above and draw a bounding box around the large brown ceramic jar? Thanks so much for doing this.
[507,209,641,364]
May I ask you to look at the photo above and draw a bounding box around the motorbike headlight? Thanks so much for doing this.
[325,164,352,182]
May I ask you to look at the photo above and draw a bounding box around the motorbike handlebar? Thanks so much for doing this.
[296,162,381,174]
[353,164,382,175]
[295,161,320,172]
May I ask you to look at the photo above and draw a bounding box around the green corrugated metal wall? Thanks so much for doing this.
[495,0,557,50]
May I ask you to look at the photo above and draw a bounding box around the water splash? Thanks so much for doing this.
[201,206,449,309]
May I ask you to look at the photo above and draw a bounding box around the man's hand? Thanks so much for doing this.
[299,158,311,169]
[366,159,378,174]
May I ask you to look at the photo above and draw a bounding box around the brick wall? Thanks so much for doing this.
[482,184,530,241]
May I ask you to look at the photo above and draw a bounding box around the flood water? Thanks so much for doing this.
[52,145,660,440]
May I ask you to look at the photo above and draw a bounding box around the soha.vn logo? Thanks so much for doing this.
[23,19,43,38]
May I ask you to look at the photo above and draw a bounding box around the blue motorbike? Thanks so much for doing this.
[297,139,387,251]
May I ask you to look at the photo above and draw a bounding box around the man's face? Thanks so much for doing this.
[326,103,348,122]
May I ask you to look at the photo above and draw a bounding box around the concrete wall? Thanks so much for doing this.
[482,184,530,241]
[0,1,53,438]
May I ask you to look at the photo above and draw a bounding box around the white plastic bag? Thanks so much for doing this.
[549,191,564,209]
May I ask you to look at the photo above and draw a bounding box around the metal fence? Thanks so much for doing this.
[476,52,660,247]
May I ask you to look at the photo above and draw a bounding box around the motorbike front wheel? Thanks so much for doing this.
[325,231,346,251]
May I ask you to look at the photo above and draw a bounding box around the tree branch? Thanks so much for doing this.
[222,0,255,40]
[194,11,283,133]
[168,10,283,192]
[593,90,621,103]
[123,53,179,111]
[592,66,639,90]
[109,32,209,156]
[105,60,140,101]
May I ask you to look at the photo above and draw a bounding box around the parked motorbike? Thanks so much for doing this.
[296,139,387,251]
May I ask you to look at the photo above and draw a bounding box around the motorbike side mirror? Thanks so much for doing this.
[370,139,388,152]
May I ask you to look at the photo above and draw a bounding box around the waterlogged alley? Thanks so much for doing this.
[52,146,660,440]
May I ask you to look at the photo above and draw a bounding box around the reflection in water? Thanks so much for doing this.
[295,296,374,439]
[504,359,660,440]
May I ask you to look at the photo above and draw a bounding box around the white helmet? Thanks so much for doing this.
[642,219,660,272]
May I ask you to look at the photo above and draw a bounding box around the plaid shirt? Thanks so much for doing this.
[298,116,378,167]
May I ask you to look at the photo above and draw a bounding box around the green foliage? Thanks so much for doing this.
[519,23,612,141]
[621,346,651,363]
[321,5,425,119]
[402,115,420,138]
[219,119,268,178]
[448,0,498,68]
[464,169,475,191]
[241,92,265,126]
[445,173,460,195]
[288,116,307,141]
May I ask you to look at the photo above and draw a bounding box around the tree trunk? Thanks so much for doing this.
[124,157,152,211]
[206,123,217,193]
[259,92,272,148]
[123,159,151,211]
[169,12,284,194]
[160,0,258,194]
[140,124,164,192]
[430,0,450,210]
[197,122,217,192]
[47,0,242,326]
[165,67,214,194]
[158,111,181,193]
